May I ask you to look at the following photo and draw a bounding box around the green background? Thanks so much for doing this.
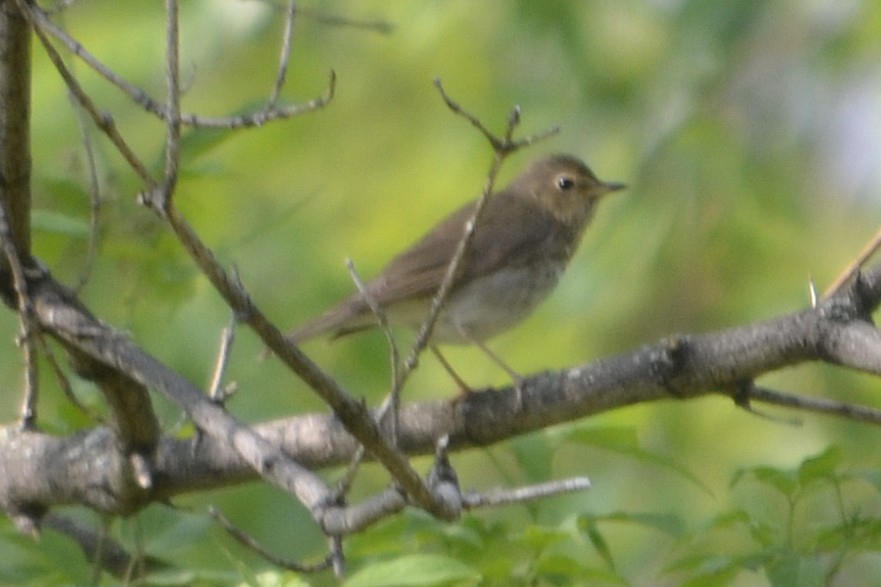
[3,0,881,585]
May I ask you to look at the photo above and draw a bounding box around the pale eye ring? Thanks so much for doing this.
[556,175,575,190]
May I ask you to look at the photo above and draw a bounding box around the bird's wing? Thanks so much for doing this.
[368,193,556,302]
[286,193,555,341]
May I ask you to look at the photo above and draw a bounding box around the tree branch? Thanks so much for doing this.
[3,261,879,517]
[0,0,32,258]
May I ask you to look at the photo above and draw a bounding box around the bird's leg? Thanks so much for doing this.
[473,338,525,407]
[430,346,473,394]
[456,327,524,410]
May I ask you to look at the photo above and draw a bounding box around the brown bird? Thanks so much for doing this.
[285,154,625,387]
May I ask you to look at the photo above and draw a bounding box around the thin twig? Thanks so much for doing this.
[159,0,181,211]
[15,0,155,186]
[823,223,881,299]
[400,151,505,379]
[208,313,237,403]
[296,6,395,34]
[398,80,558,388]
[18,324,38,430]
[174,310,240,439]
[68,88,102,294]
[434,79,560,154]
[730,381,802,425]
[133,15,439,515]
[747,385,881,426]
[808,274,819,309]
[43,513,166,580]
[31,0,445,528]
[40,334,102,420]
[346,258,400,405]
[461,477,591,509]
[0,198,39,429]
[29,4,336,130]
[329,535,345,578]
[159,190,451,520]
[346,258,401,431]
[334,259,401,498]
[208,506,333,573]
[268,0,297,108]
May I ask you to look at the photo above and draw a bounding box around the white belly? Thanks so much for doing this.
[423,263,566,344]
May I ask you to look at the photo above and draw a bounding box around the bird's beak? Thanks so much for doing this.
[597,181,627,197]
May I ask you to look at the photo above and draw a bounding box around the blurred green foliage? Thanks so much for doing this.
[2,0,881,585]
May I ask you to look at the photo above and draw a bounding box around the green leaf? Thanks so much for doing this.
[581,516,616,571]
[731,446,844,500]
[534,553,627,585]
[703,508,778,548]
[766,553,825,587]
[797,446,842,486]
[344,554,479,587]
[672,555,742,587]
[731,466,797,498]
[516,525,569,550]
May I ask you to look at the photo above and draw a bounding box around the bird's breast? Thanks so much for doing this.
[427,260,567,344]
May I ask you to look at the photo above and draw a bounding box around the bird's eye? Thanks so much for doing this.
[556,175,575,191]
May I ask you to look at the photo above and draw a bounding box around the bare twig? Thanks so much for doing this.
[28,4,336,130]
[462,477,591,509]
[0,2,32,257]
[17,322,38,430]
[208,314,237,403]
[68,89,102,293]
[43,513,167,580]
[9,260,881,527]
[346,258,400,406]
[334,259,401,498]
[295,6,395,34]
[823,223,881,298]
[157,202,453,519]
[399,81,558,387]
[209,506,334,573]
[401,153,505,376]
[747,385,881,425]
[730,381,802,426]
[434,79,560,154]
[329,536,345,578]
[808,274,819,308]
[41,334,101,420]
[269,0,297,108]
[117,11,448,518]
[32,273,340,520]
[158,0,181,211]
[0,199,39,429]
[15,0,155,186]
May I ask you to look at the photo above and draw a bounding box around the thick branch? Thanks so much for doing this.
[0,0,31,260]
[3,267,880,513]
[26,272,333,515]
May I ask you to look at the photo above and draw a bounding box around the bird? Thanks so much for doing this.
[283,153,625,389]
